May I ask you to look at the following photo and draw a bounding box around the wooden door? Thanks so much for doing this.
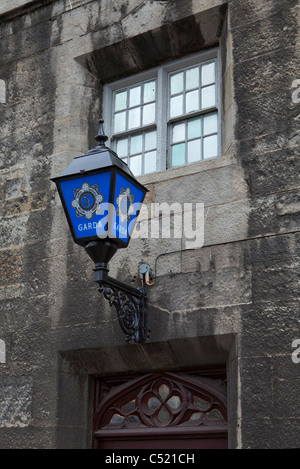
[93,371,228,449]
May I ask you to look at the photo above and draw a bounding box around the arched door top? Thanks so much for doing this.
[93,371,227,435]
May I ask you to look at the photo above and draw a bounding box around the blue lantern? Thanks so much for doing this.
[52,119,147,249]
[51,119,150,343]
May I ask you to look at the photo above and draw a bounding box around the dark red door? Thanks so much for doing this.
[97,432,227,449]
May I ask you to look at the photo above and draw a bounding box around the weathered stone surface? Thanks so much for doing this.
[252,259,300,302]
[239,357,273,417]
[0,0,36,16]
[242,418,300,449]
[241,148,300,197]
[155,164,248,206]
[244,232,300,264]
[0,427,56,449]
[234,48,297,102]
[0,250,22,287]
[155,251,181,277]
[0,0,299,451]
[75,3,225,80]
[241,301,300,357]
[231,6,299,64]
[230,0,299,26]
[0,376,32,428]
[150,260,251,312]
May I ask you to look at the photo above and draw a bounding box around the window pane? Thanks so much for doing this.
[115,91,127,111]
[170,95,183,118]
[130,154,142,175]
[203,135,218,159]
[145,130,157,151]
[144,80,156,103]
[203,112,218,135]
[114,111,126,132]
[148,397,160,411]
[158,406,170,422]
[201,85,216,109]
[129,86,141,107]
[172,122,185,143]
[189,412,201,422]
[167,396,181,410]
[128,107,141,129]
[193,396,210,411]
[206,409,224,421]
[109,414,124,425]
[116,138,128,157]
[186,90,199,113]
[170,72,184,95]
[158,384,170,400]
[171,143,185,167]
[188,117,201,139]
[130,134,142,155]
[201,62,215,86]
[142,102,155,125]
[144,150,156,173]
[186,67,199,90]
[187,139,201,162]
[127,415,140,425]
[121,400,136,414]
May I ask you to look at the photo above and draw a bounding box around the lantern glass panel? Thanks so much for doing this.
[58,172,111,241]
[112,172,145,243]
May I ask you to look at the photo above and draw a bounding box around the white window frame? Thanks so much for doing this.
[103,48,221,176]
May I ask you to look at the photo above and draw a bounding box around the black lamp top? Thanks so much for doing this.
[52,118,136,180]
[95,119,108,146]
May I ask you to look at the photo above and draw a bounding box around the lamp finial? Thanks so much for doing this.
[95,118,108,146]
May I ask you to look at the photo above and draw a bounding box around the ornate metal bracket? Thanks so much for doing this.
[95,267,149,344]
[85,240,150,344]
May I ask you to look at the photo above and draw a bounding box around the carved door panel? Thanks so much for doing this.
[93,371,227,449]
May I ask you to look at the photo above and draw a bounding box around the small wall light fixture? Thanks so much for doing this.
[51,119,149,343]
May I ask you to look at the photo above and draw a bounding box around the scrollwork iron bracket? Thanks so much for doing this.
[95,267,149,344]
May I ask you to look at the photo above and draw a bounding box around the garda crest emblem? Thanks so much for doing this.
[71,182,104,220]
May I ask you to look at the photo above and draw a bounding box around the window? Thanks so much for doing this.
[103,49,220,177]
[93,370,227,449]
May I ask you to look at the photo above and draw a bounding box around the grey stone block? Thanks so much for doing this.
[0,376,32,428]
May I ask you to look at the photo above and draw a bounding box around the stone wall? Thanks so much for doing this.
[0,0,299,449]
